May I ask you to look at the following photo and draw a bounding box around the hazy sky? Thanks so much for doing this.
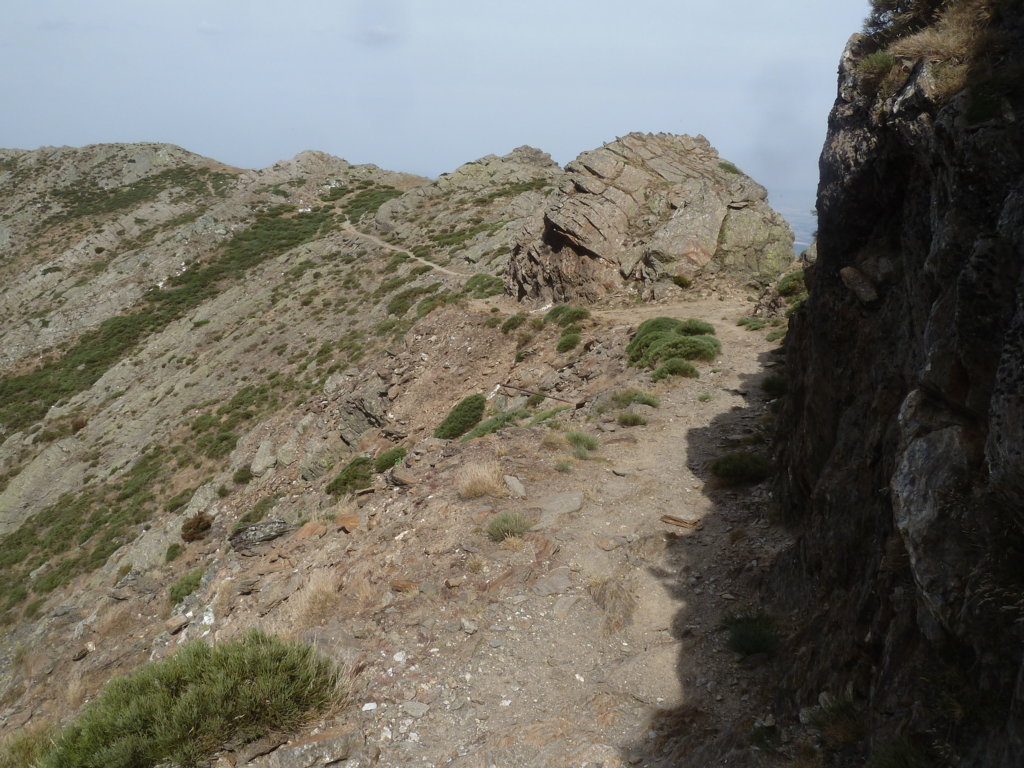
[1,1,870,244]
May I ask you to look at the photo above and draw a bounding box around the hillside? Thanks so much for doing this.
[0,135,800,765]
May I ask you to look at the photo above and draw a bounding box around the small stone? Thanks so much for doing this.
[461,618,478,635]
[389,580,419,593]
[503,475,527,498]
[295,521,327,539]
[334,513,360,533]
[166,616,189,635]
[612,468,630,477]
[362,702,378,711]
[390,467,416,486]
[445,575,465,588]
[597,536,626,551]
[402,701,429,718]
[533,566,572,597]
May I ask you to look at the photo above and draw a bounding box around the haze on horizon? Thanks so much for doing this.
[1,1,871,248]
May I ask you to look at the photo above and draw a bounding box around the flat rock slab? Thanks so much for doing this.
[533,491,584,528]
[533,566,572,596]
[247,725,362,768]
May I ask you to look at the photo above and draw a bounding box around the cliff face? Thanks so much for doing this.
[775,3,1024,764]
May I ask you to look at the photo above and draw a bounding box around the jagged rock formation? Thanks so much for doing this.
[775,5,1024,765]
[507,132,794,301]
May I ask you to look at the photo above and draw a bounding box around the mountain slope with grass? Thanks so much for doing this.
[0,134,803,766]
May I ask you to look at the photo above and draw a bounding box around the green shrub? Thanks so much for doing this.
[233,466,254,484]
[626,317,720,369]
[858,51,896,84]
[501,313,527,333]
[556,333,581,353]
[710,452,772,485]
[165,543,183,563]
[737,317,766,331]
[554,461,572,473]
[483,316,502,328]
[529,406,570,425]
[373,446,407,473]
[545,305,591,326]
[652,358,699,382]
[0,727,53,768]
[617,412,647,427]
[342,185,402,220]
[434,394,486,439]
[565,431,599,452]
[325,457,373,496]
[698,393,712,403]
[776,270,806,297]
[722,609,778,656]
[486,511,533,542]
[234,495,278,529]
[670,275,692,288]
[168,568,203,605]
[766,328,787,342]
[718,160,744,175]
[464,273,504,298]
[462,410,527,441]
[609,389,660,408]
[38,630,342,768]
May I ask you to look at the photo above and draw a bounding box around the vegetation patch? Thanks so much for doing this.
[545,305,591,327]
[556,333,581,353]
[486,511,533,542]
[456,461,506,499]
[651,358,699,381]
[565,431,599,457]
[718,160,744,175]
[168,567,203,605]
[722,608,778,656]
[463,273,504,298]
[35,630,342,768]
[710,451,772,485]
[609,389,660,409]
[0,207,329,434]
[373,446,407,473]
[325,457,373,496]
[737,316,767,331]
[180,511,213,542]
[341,185,402,220]
[500,312,527,333]
[462,410,527,441]
[617,412,647,427]
[626,316,720,372]
[434,394,487,440]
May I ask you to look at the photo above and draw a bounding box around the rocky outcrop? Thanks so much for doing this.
[775,11,1024,766]
[507,132,794,301]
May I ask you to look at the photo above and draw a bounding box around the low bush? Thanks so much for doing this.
[617,412,647,427]
[233,466,254,484]
[626,317,720,369]
[609,389,660,409]
[556,333,581,353]
[165,543,183,563]
[776,270,805,297]
[180,511,213,542]
[462,410,527,441]
[434,394,486,439]
[486,511,533,542]
[545,305,590,326]
[565,431,599,452]
[37,630,342,768]
[501,313,527,333]
[710,452,772,485]
[325,457,373,496]
[737,317,766,331]
[722,608,778,656]
[168,568,203,605]
[456,461,506,499]
[373,446,407,473]
[651,358,698,382]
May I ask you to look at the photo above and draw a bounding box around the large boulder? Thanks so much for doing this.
[506,132,794,301]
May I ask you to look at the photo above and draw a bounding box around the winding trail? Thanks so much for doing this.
[339,223,472,279]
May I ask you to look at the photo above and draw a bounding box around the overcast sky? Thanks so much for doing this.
[1,1,870,246]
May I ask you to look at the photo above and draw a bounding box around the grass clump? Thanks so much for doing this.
[462,410,527,441]
[737,317,767,331]
[776,269,806,297]
[651,358,699,382]
[165,543,183,563]
[609,389,660,409]
[565,431,599,453]
[434,393,486,440]
[501,312,527,334]
[718,160,744,175]
[456,461,506,499]
[617,412,647,427]
[545,305,591,326]
[464,273,504,298]
[722,608,778,656]
[626,316,720,370]
[710,452,772,485]
[168,568,203,606]
[529,406,570,425]
[556,333,581,353]
[232,466,254,484]
[486,511,533,542]
[37,630,342,768]
[325,457,373,496]
[373,446,407,473]
[180,511,213,542]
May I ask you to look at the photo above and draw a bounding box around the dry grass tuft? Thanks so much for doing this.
[540,432,566,451]
[889,0,991,63]
[340,561,380,614]
[294,569,341,629]
[456,461,507,499]
[588,575,637,633]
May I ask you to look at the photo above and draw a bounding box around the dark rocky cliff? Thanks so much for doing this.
[774,2,1024,764]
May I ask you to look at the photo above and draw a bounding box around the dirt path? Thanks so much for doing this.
[332,296,789,767]
[339,223,471,279]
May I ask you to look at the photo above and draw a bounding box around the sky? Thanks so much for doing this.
[1,1,871,248]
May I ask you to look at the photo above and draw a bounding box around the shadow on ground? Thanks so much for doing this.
[619,347,789,767]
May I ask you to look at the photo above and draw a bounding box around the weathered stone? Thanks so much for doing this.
[533,566,572,597]
[246,725,362,768]
[229,521,294,552]
[250,440,277,477]
[503,475,526,498]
